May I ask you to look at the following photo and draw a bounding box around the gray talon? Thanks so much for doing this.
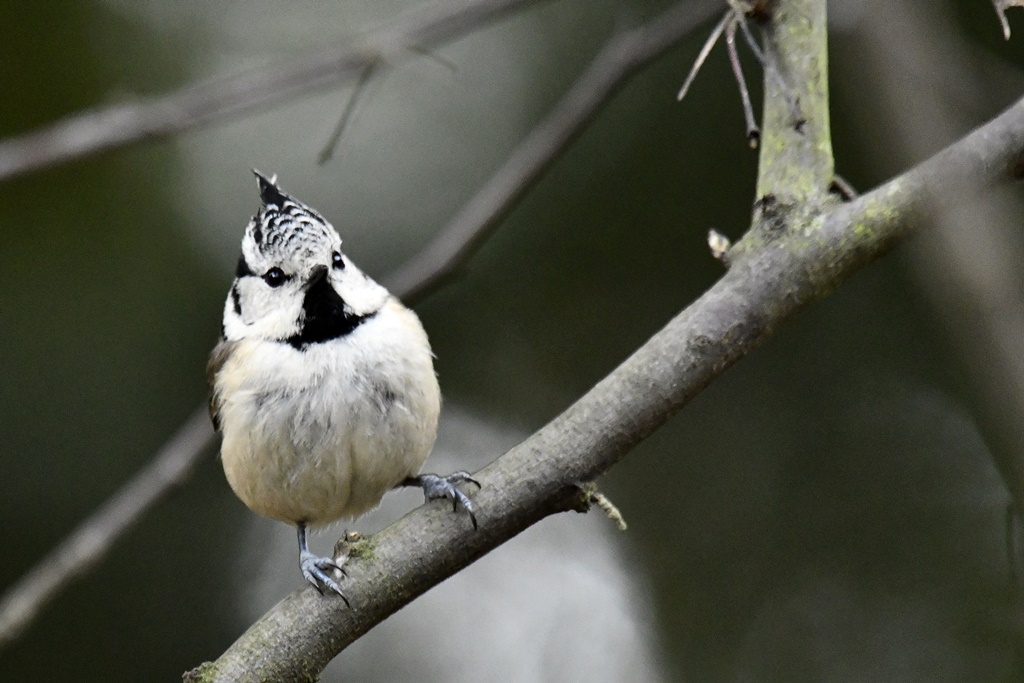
[401,471,481,529]
[300,551,349,603]
[297,522,350,605]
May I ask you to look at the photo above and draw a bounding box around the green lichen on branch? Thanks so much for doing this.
[755,0,833,208]
[182,662,218,683]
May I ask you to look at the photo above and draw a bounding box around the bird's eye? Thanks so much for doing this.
[331,251,345,270]
[263,267,286,287]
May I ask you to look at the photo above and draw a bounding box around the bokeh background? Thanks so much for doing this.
[2,0,1024,680]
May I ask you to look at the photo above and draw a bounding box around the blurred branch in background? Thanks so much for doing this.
[0,0,547,183]
[194,0,1024,676]
[993,0,1024,40]
[388,0,721,302]
[0,0,721,653]
[0,410,214,650]
[852,0,1024,524]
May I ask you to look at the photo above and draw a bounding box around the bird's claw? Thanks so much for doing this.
[405,471,481,529]
[300,551,349,605]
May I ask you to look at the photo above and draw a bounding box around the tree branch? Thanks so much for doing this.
[0,409,214,649]
[388,0,721,302]
[0,0,720,650]
[192,63,1024,683]
[754,0,833,204]
[0,0,546,183]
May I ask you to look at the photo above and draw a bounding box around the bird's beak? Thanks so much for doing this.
[305,264,329,290]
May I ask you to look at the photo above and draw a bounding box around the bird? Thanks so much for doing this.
[208,171,478,599]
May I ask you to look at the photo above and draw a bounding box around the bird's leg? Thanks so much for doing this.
[400,471,481,529]
[297,521,349,603]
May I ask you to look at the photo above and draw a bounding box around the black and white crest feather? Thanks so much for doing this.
[250,170,334,263]
[218,172,390,346]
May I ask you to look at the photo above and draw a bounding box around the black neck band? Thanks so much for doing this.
[285,277,375,350]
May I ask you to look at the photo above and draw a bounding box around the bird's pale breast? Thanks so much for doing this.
[217,301,440,525]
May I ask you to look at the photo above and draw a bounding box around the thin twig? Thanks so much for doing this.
[0,409,215,649]
[725,17,760,146]
[589,491,628,531]
[405,45,461,74]
[389,0,722,301]
[0,0,721,651]
[729,1,801,129]
[678,2,784,147]
[991,0,1023,40]
[318,62,380,165]
[829,174,858,200]
[677,10,730,103]
[0,0,548,183]
[732,4,767,64]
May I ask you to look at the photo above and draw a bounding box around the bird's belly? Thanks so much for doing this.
[219,376,433,525]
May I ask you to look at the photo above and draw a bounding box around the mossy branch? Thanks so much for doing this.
[190,38,1024,683]
[755,0,833,208]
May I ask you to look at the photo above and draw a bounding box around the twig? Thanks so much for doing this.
[0,0,548,183]
[405,45,461,74]
[736,16,800,123]
[732,3,767,64]
[992,0,1024,40]
[589,491,628,531]
[197,95,1024,682]
[388,0,722,302]
[315,44,461,164]
[677,10,730,103]
[829,174,858,200]
[677,3,786,148]
[0,0,722,652]
[318,62,380,165]
[0,409,215,649]
[725,18,760,146]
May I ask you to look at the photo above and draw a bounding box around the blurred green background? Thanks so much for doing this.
[2,0,1024,680]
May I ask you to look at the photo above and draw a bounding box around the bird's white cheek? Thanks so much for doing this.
[331,272,389,318]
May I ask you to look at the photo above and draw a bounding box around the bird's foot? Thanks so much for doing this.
[402,471,481,529]
[300,551,349,605]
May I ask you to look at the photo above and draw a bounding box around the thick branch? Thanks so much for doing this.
[755,0,833,204]
[0,0,545,183]
[194,96,1024,683]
